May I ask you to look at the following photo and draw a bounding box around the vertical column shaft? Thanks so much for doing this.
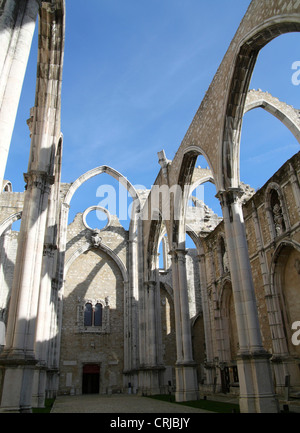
[218,188,279,413]
[0,2,65,412]
[0,0,39,190]
[176,248,194,362]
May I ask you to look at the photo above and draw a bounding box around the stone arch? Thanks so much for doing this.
[64,241,129,284]
[270,240,300,389]
[222,19,300,189]
[185,225,205,254]
[60,241,126,396]
[172,147,217,247]
[146,211,163,278]
[244,90,300,144]
[2,181,12,193]
[64,165,140,210]
[59,165,140,309]
[157,222,171,271]
[0,212,22,237]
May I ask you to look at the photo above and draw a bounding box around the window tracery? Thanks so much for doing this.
[77,298,110,334]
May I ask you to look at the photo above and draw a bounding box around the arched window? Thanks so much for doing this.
[79,299,109,333]
[84,303,93,326]
[84,302,103,327]
[94,303,103,327]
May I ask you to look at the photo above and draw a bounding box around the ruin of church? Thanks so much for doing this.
[0,0,300,413]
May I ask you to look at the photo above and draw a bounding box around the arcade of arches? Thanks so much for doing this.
[0,0,300,414]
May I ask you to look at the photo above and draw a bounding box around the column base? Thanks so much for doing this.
[175,362,199,402]
[0,355,37,412]
[237,351,279,413]
[138,365,165,395]
[0,365,36,412]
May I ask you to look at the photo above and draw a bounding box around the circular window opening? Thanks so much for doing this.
[83,206,111,232]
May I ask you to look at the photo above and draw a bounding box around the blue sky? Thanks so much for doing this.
[4,0,300,228]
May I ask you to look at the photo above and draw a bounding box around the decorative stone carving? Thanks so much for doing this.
[91,229,102,248]
[23,171,54,194]
[272,203,285,236]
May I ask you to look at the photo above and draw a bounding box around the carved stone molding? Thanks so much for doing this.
[23,171,54,194]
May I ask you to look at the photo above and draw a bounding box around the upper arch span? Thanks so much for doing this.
[244,89,300,144]
[64,165,141,210]
[167,1,300,193]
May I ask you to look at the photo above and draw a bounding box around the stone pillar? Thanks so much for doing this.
[170,248,198,402]
[144,280,162,395]
[0,0,39,191]
[251,202,290,395]
[218,189,279,413]
[197,252,215,390]
[0,171,54,412]
[0,1,64,412]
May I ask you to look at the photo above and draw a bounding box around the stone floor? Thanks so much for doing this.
[51,394,211,413]
[50,392,300,414]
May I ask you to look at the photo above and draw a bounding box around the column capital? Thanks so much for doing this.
[168,248,188,263]
[144,280,156,291]
[41,1,59,14]
[196,253,206,262]
[24,171,54,193]
[43,243,58,258]
[175,248,188,256]
[216,187,244,208]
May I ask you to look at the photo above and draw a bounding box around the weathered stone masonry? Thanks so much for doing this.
[0,0,300,413]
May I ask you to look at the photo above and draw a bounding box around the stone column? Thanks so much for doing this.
[197,252,215,389]
[144,279,162,395]
[32,139,62,406]
[0,0,39,191]
[0,2,64,412]
[170,248,198,402]
[251,201,290,394]
[0,171,54,412]
[218,189,279,413]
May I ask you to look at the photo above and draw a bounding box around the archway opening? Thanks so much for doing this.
[67,172,134,231]
[223,30,300,190]
[240,33,300,190]
[241,108,299,190]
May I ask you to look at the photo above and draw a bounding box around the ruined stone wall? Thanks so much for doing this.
[200,152,300,392]
[58,211,129,395]
[0,191,23,222]
[243,151,300,359]
[59,247,125,395]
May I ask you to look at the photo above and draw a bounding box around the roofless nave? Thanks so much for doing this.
[0,0,300,413]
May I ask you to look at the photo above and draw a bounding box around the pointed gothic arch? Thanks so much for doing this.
[64,165,140,210]
[222,20,300,189]
[64,241,129,284]
[244,90,300,145]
